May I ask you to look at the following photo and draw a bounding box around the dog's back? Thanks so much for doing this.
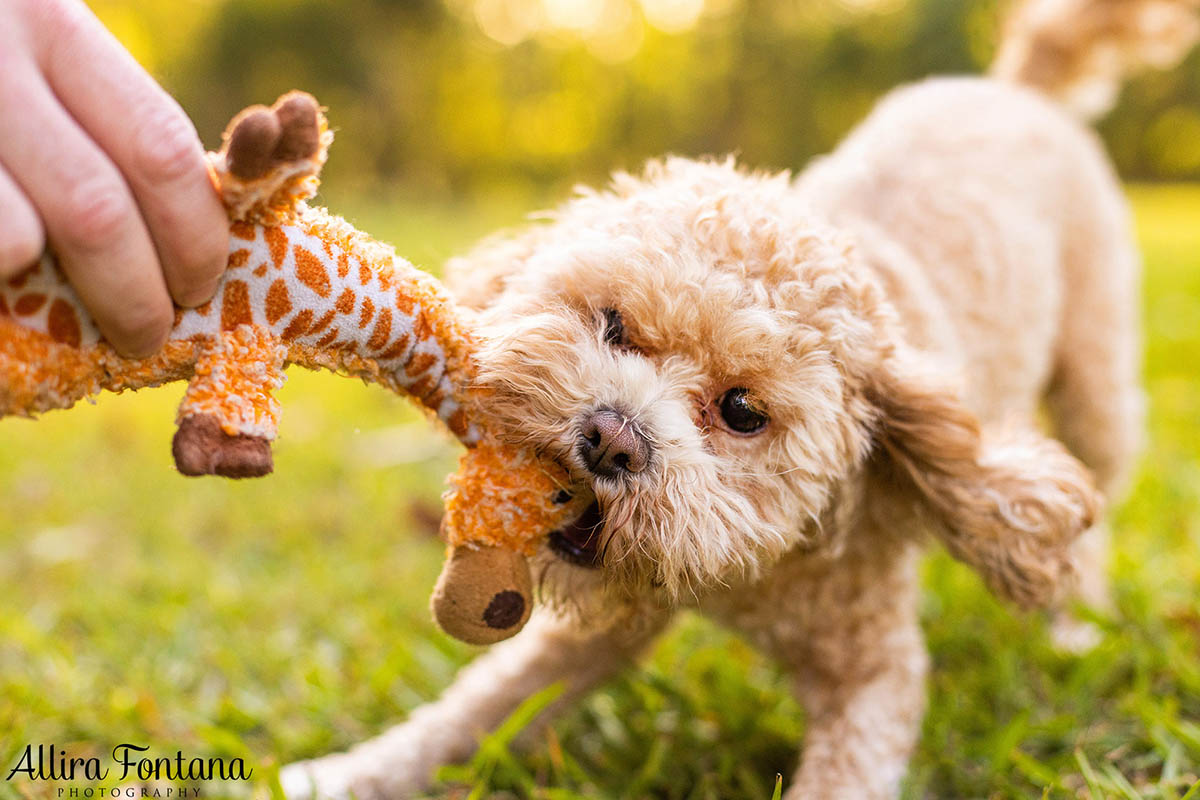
[798,0,1198,495]
[797,78,1135,444]
[794,0,1196,652]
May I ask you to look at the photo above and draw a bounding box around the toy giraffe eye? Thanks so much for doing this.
[601,307,626,348]
[718,388,769,434]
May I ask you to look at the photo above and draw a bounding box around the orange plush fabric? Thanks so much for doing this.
[0,92,564,644]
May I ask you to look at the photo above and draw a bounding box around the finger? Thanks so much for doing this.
[0,164,45,279]
[32,0,228,307]
[0,68,172,357]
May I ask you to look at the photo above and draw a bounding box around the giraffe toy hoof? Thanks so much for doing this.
[173,414,274,479]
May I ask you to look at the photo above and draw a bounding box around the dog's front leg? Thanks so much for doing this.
[280,606,667,799]
[750,548,928,800]
[786,635,928,800]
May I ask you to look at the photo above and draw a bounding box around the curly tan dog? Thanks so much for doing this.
[282,1,1197,796]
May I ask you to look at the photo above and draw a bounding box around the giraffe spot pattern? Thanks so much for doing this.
[229,249,251,268]
[231,221,256,240]
[376,333,410,361]
[295,246,332,297]
[413,313,432,343]
[368,308,392,351]
[315,327,340,348]
[309,309,336,336]
[221,281,252,330]
[47,299,82,347]
[265,280,292,325]
[409,373,437,399]
[405,351,437,378]
[282,309,314,340]
[139,223,456,430]
[447,408,469,440]
[265,227,289,269]
[14,294,47,316]
[423,385,447,411]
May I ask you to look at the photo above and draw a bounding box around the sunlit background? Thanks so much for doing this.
[1,2,1198,798]
[91,0,1200,207]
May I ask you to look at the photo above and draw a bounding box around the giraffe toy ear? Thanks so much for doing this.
[225,93,321,180]
[210,90,332,224]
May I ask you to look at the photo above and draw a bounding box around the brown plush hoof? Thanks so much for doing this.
[225,91,320,180]
[172,414,274,479]
[432,545,533,645]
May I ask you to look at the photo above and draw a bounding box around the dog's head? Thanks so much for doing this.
[460,158,1098,609]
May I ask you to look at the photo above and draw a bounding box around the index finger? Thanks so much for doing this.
[0,68,173,357]
[31,0,229,308]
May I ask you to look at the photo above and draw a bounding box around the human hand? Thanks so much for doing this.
[0,0,229,357]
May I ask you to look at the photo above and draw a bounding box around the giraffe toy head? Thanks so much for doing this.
[0,92,571,645]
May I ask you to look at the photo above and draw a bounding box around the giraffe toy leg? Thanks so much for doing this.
[173,327,286,478]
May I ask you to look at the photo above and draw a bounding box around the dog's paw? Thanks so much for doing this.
[1049,612,1104,654]
[279,758,357,800]
[279,754,420,800]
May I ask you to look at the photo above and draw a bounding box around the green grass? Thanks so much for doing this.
[1,185,1198,800]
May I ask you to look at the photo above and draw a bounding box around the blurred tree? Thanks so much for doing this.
[87,0,1200,201]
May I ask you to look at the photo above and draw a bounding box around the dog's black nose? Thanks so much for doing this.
[579,409,650,477]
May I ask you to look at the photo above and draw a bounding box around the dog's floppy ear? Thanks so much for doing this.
[867,350,1101,608]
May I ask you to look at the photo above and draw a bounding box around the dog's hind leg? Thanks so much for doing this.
[1044,167,1144,650]
[279,607,668,800]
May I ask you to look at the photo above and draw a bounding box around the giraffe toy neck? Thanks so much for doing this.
[203,206,478,443]
[0,205,479,444]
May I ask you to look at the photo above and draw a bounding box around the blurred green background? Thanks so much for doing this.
[93,0,1200,206]
[1,1,1199,798]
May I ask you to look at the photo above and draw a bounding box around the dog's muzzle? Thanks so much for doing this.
[547,499,604,568]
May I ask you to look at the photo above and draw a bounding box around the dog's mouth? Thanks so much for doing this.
[548,500,604,568]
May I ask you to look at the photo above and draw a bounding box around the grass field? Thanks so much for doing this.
[1,185,1198,800]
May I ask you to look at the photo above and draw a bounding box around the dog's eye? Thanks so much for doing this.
[601,307,626,347]
[718,388,769,434]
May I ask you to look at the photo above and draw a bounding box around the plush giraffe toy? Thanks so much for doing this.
[0,92,580,645]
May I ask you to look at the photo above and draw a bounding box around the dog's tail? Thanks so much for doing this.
[991,0,1200,118]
